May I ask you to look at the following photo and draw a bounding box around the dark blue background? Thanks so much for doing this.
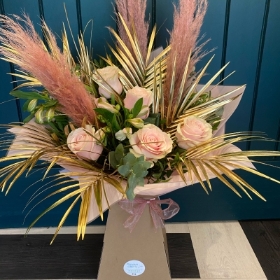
[0,0,280,228]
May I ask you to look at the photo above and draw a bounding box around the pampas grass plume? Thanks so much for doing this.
[165,0,208,103]
[116,0,149,59]
[0,14,96,126]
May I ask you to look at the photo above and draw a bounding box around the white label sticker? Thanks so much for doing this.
[123,260,145,276]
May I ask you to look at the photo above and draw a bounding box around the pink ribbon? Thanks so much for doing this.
[119,197,180,232]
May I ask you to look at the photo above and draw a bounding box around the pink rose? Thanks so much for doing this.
[129,124,173,161]
[176,116,212,149]
[124,86,153,119]
[67,125,103,161]
[94,66,123,98]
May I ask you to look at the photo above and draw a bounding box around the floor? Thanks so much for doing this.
[0,221,279,280]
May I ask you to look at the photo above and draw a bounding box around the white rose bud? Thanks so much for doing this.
[93,66,123,98]
[115,127,133,141]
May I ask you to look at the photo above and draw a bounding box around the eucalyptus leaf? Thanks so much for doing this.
[126,174,145,200]
[118,165,131,177]
[109,151,118,169]
[115,144,124,162]
[123,153,138,166]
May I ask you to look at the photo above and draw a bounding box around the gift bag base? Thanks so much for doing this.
[97,203,171,280]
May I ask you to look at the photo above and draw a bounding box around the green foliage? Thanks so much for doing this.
[94,108,121,132]
[144,113,161,126]
[10,90,49,100]
[117,153,152,200]
[10,90,59,124]
[132,98,143,118]
[207,106,224,131]
[109,144,125,169]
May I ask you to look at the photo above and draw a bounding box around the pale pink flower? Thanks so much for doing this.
[129,124,173,161]
[124,86,153,119]
[176,116,212,149]
[67,125,103,161]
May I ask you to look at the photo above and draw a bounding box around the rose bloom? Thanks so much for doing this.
[67,125,103,161]
[94,66,123,98]
[176,116,212,149]
[129,124,173,161]
[124,86,153,119]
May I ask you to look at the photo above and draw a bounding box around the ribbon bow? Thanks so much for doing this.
[119,197,180,232]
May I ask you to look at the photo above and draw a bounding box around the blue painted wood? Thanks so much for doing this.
[196,0,227,84]
[251,0,280,151]
[155,0,177,48]
[80,0,116,59]
[3,0,42,122]
[223,0,266,148]
[1,0,280,228]
[3,0,41,34]
[163,161,280,222]
[43,0,79,57]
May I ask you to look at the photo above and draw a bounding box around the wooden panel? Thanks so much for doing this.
[43,0,78,55]
[251,0,280,151]
[2,0,42,122]
[156,0,226,81]
[240,220,280,280]
[155,0,174,47]
[80,0,116,58]
[223,0,266,149]
[3,0,41,33]
[162,160,280,222]
[188,221,266,279]
[0,233,196,279]
[196,0,227,84]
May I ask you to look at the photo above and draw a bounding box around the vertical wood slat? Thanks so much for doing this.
[247,0,270,151]
[250,0,280,152]
[3,0,44,123]
[75,0,82,34]
[80,0,116,58]
[0,0,20,165]
[196,0,227,84]
[223,0,266,150]
[42,0,78,56]
[219,0,231,83]
[0,0,23,123]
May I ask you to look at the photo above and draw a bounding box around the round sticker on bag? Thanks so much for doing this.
[123,260,145,276]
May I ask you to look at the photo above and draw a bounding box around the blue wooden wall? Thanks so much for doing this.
[0,0,280,228]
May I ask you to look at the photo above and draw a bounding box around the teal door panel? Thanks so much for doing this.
[222,0,266,148]
[251,0,280,151]
[3,0,42,122]
[163,161,280,222]
[3,0,42,34]
[0,60,18,166]
[1,0,280,228]
[80,0,116,58]
[43,0,79,55]
[196,0,227,84]
[0,168,87,228]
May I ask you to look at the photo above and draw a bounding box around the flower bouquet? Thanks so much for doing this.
[0,0,279,247]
